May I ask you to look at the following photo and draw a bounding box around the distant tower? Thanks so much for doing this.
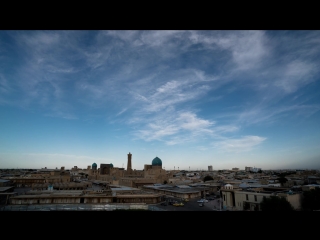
[127,152,132,172]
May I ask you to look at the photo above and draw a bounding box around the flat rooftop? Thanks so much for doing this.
[144,184,209,193]
[0,179,11,183]
[109,185,140,191]
[0,186,14,192]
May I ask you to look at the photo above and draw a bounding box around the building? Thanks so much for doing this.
[9,185,163,205]
[208,166,213,171]
[143,157,168,183]
[307,176,320,184]
[221,184,302,211]
[0,179,12,187]
[142,183,210,200]
[0,186,15,205]
[251,167,262,173]
[100,163,113,175]
[89,153,169,188]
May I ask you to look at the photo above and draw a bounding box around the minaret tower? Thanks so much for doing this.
[127,152,132,173]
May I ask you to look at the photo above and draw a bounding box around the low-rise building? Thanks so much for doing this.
[221,184,302,211]
[0,179,12,187]
[142,183,210,199]
[9,186,163,205]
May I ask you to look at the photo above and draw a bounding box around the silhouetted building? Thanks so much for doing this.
[100,163,113,175]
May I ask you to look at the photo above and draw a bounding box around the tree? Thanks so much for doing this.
[301,188,320,211]
[277,177,288,184]
[260,196,294,211]
[243,202,250,210]
[258,170,262,173]
[203,175,213,182]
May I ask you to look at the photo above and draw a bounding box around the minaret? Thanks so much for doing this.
[127,152,132,173]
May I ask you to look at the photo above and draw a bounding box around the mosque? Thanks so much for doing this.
[82,153,170,188]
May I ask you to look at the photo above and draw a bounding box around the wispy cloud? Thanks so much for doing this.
[116,108,128,116]
[0,74,11,94]
[131,109,238,145]
[236,104,320,126]
[212,135,267,153]
[274,60,317,93]
[1,30,320,151]
[127,69,219,114]
[188,30,269,71]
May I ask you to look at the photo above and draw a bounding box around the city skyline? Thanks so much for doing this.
[1,30,320,170]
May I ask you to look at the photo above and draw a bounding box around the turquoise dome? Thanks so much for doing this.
[92,163,97,167]
[110,163,113,168]
[152,157,162,166]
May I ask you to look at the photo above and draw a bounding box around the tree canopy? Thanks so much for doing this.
[203,175,213,182]
[260,196,294,211]
[301,188,320,211]
[277,177,288,184]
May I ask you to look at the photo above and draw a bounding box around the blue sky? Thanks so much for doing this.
[1,30,320,170]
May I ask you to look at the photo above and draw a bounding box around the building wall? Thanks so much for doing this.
[142,186,202,199]
[143,166,168,184]
[100,164,112,175]
[221,191,234,209]
[9,195,161,205]
[278,193,302,210]
[118,177,157,188]
[119,178,135,187]
[234,191,271,211]
[109,168,125,178]
[0,180,12,187]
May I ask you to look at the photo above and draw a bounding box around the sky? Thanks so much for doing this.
[0,30,320,171]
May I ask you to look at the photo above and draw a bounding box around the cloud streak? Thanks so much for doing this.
[1,30,320,155]
[212,136,267,153]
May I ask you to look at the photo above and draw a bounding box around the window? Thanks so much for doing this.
[254,195,257,201]
[246,194,248,200]
[223,195,225,201]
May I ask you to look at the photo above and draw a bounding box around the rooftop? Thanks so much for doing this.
[144,184,209,193]
[0,179,11,183]
[0,186,14,192]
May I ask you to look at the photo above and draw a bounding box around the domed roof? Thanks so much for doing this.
[110,163,113,168]
[92,163,97,167]
[152,157,162,166]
